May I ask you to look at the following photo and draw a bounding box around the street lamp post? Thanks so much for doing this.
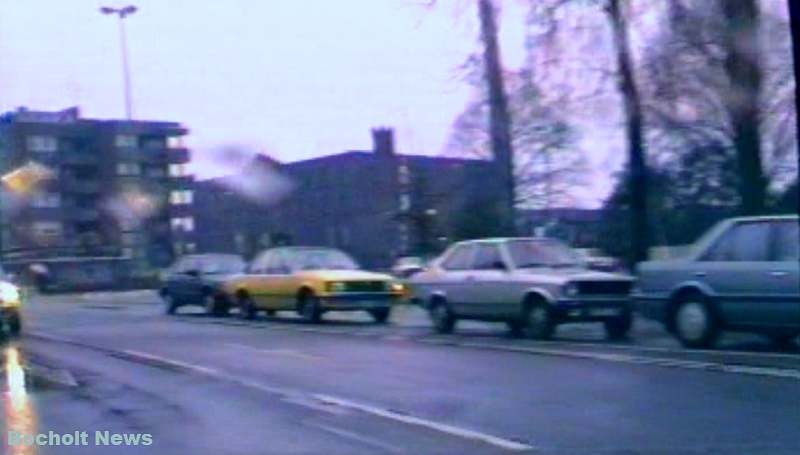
[100,5,138,120]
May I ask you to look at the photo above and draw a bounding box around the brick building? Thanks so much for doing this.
[0,107,194,271]
[194,128,492,268]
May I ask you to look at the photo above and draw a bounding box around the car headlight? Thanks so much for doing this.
[326,282,347,293]
[390,283,405,294]
[562,282,579,298]
[0,283,20,303]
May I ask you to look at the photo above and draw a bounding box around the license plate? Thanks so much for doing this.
[588,308,620,317]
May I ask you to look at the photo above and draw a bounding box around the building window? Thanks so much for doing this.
[169,190,193,205]
[171,217,195,232]
[399,194,411,212]
[185,243,197,253]
[31,221,63,245]
[142,137,165,149]
[31,192,61,208]
[146,166,166,178]
[122,247,134,258]
[398,164,410,185]
[169,164,189,177]
[26,135,58,152]
[121,232,139,246]
[116,162,141,176]
[167,136,184,149]
[115,134,138,148]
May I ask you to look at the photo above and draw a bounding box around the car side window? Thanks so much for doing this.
[471,244,504,270]
[702,222,770,262]
[441,245,476,271]
[773,221,799,261]
[265,251,291,274]
[250,252,273,274]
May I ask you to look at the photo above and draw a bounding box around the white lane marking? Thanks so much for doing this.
[451,341,800,381]
[223,342,322,361]
[313,394,533,452]
[121,350,219,375]
[307,422,406,454]
[530,338,800,361]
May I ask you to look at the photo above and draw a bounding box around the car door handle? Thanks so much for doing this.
[693,271,707,278]
[769,271,788,278]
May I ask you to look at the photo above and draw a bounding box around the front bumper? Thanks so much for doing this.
[319,293,397,311]
[553,297,632,321]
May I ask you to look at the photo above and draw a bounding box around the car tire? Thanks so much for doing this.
[298,293,322,324]
[673,293,719,349]
[506,320,524,338]
[7,311,21,336]
[525,301,554,340]
[164,293,178,315]
[204,294,229,317]
[237,294,257,320]
[265,310,277,317]
[604,310,633,340]
[369,308,391,324]
[429,299,455,334]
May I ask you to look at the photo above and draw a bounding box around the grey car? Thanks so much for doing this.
[409,238,635,339]
[635,215,800,348]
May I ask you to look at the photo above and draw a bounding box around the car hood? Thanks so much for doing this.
[295,270,395,282]
[515,267,633,284]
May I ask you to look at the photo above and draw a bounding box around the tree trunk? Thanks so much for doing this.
[478,0,516,235]
[607,0,650,265]
[788,0,800,257]
[721,0,767,215]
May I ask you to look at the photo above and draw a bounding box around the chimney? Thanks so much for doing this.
[371,127,395,157]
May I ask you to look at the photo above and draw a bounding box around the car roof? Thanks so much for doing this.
[726,214,798,223]
[454,237,558,246]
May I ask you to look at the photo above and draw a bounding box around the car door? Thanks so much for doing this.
[265,249,296,310]
[183,256,207,303]
[768,220,800,328]
[467,243,511,318]
[697,221,776,327]
[436,244,478,316]
[169,256,197,301]
[247,252,274,309]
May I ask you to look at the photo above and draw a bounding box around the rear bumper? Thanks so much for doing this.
[553,297,632,321]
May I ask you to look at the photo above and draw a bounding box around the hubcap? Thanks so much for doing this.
[432,305,447,325]
[677,302,708,341]
[529,306,548,327]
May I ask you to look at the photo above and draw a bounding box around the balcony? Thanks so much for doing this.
[166,147,190,164]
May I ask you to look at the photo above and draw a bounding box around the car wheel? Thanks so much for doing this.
[7,311,21,336]
[204,294,229,317]
[429,299,455,334]
[604,311,633,340]
[164,293,178,315]
[237,294,257,320]
[673,294,719,349]
[299,294,322,324]
[265,310,277,317]
[369,308,391,324]
[525,302,554,340]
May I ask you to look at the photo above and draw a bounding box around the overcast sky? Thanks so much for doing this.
[0,0,621,205]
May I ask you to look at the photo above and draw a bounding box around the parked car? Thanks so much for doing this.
[221,247,405,323]
[0,266,22,336]
[635,215,800,348]
[160,254,246,316]
[409,238,635,339]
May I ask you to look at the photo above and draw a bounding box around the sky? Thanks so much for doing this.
[0,0,613,205]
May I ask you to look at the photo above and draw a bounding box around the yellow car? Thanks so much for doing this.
[221,247,405,323]
[0,277,22,336]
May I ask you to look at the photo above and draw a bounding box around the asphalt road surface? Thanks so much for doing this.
[3,291,799,455]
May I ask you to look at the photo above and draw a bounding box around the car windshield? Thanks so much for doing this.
[288,249,360,271]
[202,256,246,274]
[506,240,583,268]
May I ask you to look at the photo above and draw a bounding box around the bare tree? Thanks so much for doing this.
[478,0,516,234]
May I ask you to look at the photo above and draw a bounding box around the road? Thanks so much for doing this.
[2,291,799,454]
